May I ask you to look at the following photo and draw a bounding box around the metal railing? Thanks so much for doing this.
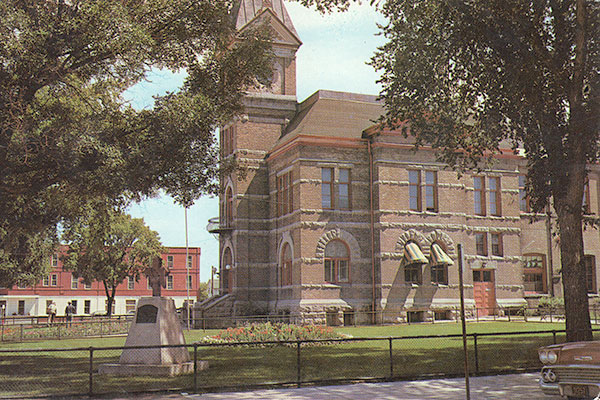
[0,328,590,398]
[0,316,132,342]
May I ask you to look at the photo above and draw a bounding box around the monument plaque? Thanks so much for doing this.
[136,305,158,324]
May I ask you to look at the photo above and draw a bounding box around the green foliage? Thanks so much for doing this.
[197,281,210,301]
[62,203,163,316]
[201,322,350,345]
[0,0,273,286]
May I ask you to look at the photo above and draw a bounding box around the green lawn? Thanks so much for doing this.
[0,321,570,398]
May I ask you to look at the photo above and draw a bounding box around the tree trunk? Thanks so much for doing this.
[103,281,116,318]
[555,193,592,342]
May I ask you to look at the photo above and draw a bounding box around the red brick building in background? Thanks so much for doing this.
[0,246,200,317]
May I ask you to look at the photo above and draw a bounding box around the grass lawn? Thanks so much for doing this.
[0,321,569,397]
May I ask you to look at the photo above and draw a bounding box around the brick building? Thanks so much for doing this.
[0,247,201,318]
[204,0,600,324]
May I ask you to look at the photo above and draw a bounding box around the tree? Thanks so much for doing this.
[0,0,273,287]
[301,0,600,342]
[62,205,164,317]
[197,281,210,302]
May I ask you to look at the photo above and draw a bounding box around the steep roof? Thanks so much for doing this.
[232,0,299,38]
[281,90,383,142]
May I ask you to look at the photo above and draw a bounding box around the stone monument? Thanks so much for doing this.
[99,258,208,376]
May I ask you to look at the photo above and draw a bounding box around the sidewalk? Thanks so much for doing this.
[102,373,563,400]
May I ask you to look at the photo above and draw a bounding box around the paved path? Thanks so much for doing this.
[102,373,563,400]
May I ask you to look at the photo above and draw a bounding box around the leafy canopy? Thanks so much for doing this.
[62,204,164,316]
[0,0,273,286]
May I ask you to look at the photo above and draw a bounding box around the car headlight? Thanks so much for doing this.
[540,351,549,364]
[547,350,557,364]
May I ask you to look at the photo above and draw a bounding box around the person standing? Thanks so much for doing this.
[65,301,75,328]
[47,301,57,326]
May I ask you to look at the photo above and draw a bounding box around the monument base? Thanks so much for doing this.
[99,360,209,376]
[99,297,209,376]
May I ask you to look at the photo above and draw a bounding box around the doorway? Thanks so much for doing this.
[473,269,496,317]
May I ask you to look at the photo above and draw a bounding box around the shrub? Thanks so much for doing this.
[200,322,350,346]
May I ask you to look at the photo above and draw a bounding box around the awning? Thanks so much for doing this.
[430,243,454,266]
[404,242,428,264]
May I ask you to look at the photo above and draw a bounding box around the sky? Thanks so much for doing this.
[126,1,385,282]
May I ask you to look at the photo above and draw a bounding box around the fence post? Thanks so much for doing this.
[1,323,3,342]
[20,324,23,341]
[553,330,557,345]
[193,343,198,393]
[388,337,394,378]
[100,320,103,338]
[89,347,94,397]
[473,334,479,374]
[296,341,302,388]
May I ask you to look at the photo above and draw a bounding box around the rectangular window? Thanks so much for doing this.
[583,179,591,214]
[127,276,134,290]
[84,300,91,314]
[222,126,234,156]
[474,176,486,216]
[425,171,438,212]
[491,233,503,257]
[125,300,137,314]
[187,255,193,268]
[431,265,448,285]
[324,259,349,283]
[523,254,546,293]
[71,300,77,314]
[408,170,421,211]
[338,168,351,209]
[489,177,501,216]
[167,275,174,290]
[187,275,193,290]
[84,282,92,289]
[51,274,57,287]
[43,276,49,287]
[147,278,152,291]
[321,168,334,209]
[71,275,78,290]
[324,259,334,283]
[475,232,487,256]
[586,255,597,294]
[51,254,58,267]
[405,263,422,284]
[277,172,293,216]
[18,300,25,315]
[17,282,27,289]
[519,175,530,212]
[167,255,174,268]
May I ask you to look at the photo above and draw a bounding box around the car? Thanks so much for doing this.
[539,341,600,399]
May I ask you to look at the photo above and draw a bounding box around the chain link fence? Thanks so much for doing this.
[0,317,132,342]
[1,328,590,398]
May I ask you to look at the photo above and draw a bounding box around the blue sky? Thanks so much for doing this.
[126,2,384,282]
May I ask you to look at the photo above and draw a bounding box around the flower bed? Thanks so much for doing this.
[200,322,350,346]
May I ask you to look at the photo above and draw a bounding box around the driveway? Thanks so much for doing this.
[101,373,563,400]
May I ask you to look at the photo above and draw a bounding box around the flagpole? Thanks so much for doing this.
[185,207,190,330]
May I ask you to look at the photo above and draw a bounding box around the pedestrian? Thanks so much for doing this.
[65,301,75,327]
[47,301,57,326]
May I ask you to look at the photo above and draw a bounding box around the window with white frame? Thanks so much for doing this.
[167,275,174,290]
[167,255,174,268]
[71,275,78,289]
[127,276,134,290]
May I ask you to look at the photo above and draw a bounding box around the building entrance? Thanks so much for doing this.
[473,269,496,317]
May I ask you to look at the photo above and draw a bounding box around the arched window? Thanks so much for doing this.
[324,240,350,283]
[403,242,427,284]
[281,243,292,286]
[222,247,233,294]
[430,243,453,285]
[225,187,233,226]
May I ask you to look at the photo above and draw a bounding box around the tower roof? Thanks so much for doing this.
[232,0,299,38]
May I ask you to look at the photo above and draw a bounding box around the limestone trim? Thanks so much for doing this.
[314,228,362,261]
[424,230,456,257]
[380,222,521,234]
[395,229,429,255]
[301,257,370,264]
[237,149,268,157]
